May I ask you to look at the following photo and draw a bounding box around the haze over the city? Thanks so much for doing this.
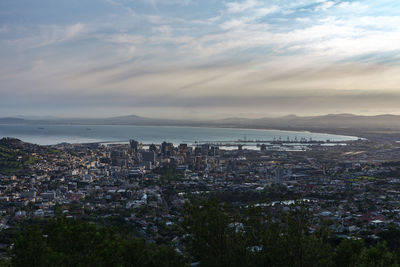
[1,0,400,119]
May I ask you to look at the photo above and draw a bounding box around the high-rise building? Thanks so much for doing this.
[129,140,139,152]
[194,146,202,156]
[161,142,174,156]
[149,144,158,153]
[201,144,210,155]
[141,151,156,163]
[179,143,188,154]
[210,146,219,156]
[275,167,284,184]
[260,144,267,152]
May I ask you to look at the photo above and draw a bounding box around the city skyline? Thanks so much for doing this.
[1,0,400,119]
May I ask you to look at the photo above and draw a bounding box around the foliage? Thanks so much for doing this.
[0,145,37,174]
[9,217,187,267]
[334,239,397,267]
[45,147,61,154]
[182,199,249,267]
[4,200,399,267]
[378,225,400,255]
[182,199,398,267]
[153,165,184,184]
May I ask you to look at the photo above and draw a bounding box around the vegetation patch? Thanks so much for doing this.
[0,146,38,175]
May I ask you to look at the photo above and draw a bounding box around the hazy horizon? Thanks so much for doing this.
[3,112,400,121]
[1,0,400,118]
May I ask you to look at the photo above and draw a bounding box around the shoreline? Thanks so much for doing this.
[0,124,359,146]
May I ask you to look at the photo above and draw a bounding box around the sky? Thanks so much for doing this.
[1,0,400,119]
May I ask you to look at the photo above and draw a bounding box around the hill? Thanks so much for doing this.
[0,117,26,124]
[212,114,400,130]
[0,138,38,175]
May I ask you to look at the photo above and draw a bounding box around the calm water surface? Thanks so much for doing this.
[0,124,358,145]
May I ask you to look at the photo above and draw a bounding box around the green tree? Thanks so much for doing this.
[182,199,250,267]
[183,199,333,267]
[356,242,397,267]
[334,239,365,267]
[10,217,187,267]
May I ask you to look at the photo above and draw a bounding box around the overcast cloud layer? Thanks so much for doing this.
[1,0,400,119]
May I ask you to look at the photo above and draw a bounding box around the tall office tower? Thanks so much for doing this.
[275,167,284,184]
[141,151,156,163]
[161,142,174,157]
[260,144,267,152]
[149,144,158,153]
[129,140,139,152]
[179,143,188,154]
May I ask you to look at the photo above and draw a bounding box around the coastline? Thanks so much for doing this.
[0,124,359,146]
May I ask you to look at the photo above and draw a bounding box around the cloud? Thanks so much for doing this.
[3,23,86,50]
[0,25,8,33]
[64,23,85,40]
[225,0,258,13]
[2,0,400,117]
[314,1,336,12]
[106,0,136,15]
[105,34,146,45]
[142,0,158,10]
[336,1,367,11]
[254,6,279,17]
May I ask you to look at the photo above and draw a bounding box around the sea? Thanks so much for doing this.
[0,124,359,146]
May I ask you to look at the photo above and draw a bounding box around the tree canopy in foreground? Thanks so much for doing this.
[3,199,398,267]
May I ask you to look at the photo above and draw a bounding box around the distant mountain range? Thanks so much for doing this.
[213,114,400,130]
[0,117,27,124]
[2,114,400,133]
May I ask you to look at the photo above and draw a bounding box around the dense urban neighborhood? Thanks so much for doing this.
[1,136,400,265]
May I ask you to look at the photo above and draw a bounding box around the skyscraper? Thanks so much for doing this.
[275,167,283,184]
